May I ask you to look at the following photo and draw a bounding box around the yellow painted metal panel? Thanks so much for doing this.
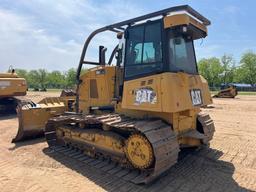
[122,72,212,113]
[164,14,207,34]
[0,73,18,78]
[0,77,27,98]
[122,75,162,112]
[160,72,212,112]
[78,66,116,113]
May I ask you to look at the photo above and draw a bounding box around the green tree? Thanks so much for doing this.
[220,54,236,84]
[233,67,245,83]
[65,68,77,88]
[198,57,224,87]
[15,69,28,79]
[47,70,65,89]
[37,69,47,89]
[12,68,90,89]
[238,51,256,85]
[27,70,40,88]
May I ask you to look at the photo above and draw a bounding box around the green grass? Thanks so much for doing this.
[45,89,62,92]
[211,91,256,96]
[210,91,218,95]
[237,92,256,95]
[28,88,62,92]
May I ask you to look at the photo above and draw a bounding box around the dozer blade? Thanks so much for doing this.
[12,97,66,142]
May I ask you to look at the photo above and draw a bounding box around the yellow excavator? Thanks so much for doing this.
[0,67,27,114]
[14,5,215,184]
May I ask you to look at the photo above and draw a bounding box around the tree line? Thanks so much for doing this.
[15,68,78,89]
[15,51,256,90]
[198,51,256,88]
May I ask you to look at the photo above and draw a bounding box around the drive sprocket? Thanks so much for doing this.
[125,134,154,169]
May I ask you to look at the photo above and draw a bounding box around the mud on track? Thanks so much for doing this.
[0,93,256,192]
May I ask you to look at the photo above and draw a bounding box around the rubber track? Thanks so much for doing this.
[45,114,180,184]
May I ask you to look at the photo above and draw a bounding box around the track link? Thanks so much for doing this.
[198,112,215,144]
[45,114,180,184]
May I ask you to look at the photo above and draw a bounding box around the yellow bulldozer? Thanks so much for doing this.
[14,5,215,184]
[0,67,27,114]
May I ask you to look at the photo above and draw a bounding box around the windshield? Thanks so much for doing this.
[168,31,197,74]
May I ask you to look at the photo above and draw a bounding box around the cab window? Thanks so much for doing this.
[168,31,197,74]
[125,21,163,79]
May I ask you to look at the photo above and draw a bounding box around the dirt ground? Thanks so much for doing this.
[0,93,256,192]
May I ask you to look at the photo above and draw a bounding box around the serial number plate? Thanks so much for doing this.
[190,89,202,106]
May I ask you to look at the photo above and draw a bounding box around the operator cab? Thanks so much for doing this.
[123,13,208,80]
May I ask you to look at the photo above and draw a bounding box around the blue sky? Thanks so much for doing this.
[0,0,255,71]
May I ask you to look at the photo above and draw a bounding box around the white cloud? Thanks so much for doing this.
[0,0,142,72]
[0,8,81,71]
